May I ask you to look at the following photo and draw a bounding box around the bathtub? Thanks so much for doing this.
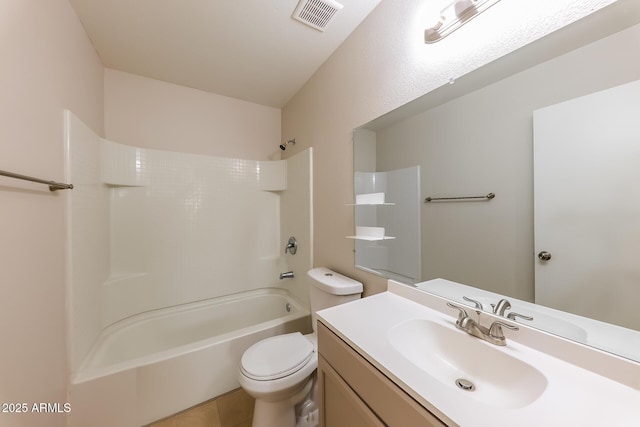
[69,288,311,427]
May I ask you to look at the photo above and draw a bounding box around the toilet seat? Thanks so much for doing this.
[241,332,315,381]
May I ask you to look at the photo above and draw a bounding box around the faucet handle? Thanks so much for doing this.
[447,302,469,324]
[489,321,519,339]
[463,296,484,311]
[285,236,297,254]
[507,312,534,322]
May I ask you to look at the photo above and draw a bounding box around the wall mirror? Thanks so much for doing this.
[352,0,640,362]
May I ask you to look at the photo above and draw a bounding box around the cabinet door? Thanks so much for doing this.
[318,355,385,427]
[318,322,447,427]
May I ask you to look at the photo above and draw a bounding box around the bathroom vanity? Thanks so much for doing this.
[316,281,640,427]
[317,322,445,426]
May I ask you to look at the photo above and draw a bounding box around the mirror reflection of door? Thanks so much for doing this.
[534,79,640,330]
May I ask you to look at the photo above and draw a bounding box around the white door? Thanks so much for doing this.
[533,79,640,330]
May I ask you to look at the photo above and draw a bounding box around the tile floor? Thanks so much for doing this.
[147,388,254,427]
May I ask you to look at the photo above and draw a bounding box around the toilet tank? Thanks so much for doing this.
[307,267,363,333]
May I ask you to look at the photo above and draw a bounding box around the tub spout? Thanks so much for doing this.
[279,271,294,280]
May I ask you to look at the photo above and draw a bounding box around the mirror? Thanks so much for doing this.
[353,0,640,362]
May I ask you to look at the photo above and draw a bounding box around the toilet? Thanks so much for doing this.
[238,267,363,427]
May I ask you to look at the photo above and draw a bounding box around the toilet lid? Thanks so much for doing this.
[241,332,314,381]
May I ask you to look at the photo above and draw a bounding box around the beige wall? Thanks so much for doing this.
[0,1,104,426]
[104,69,281,160]
[281,0,615,296]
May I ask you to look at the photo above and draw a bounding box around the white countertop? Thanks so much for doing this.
[316,285,640,427]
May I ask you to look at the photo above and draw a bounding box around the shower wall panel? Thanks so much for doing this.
[66,111,285,376]
[65,111,110,376]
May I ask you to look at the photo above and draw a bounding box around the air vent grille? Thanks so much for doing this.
[292,0,343,32]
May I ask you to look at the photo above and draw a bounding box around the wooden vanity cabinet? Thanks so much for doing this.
[317,322,447,427]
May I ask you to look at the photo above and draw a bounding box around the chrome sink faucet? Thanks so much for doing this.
[447,302,519,346]
[491,298,534,322]
[492,298,511,316]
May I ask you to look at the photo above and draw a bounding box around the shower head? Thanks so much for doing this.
[280,138,296,151]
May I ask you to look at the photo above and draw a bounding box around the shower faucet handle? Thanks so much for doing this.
[285,236,297,255]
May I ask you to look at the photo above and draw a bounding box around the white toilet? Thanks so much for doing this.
[238,267,363,427]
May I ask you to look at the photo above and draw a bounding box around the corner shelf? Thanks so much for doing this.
[346,235,396,241]
[348,193,396,240]
[346,226,395,241]
[350,192,395,206]
[347,202,395,206]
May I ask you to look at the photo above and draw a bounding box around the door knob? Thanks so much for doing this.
[538,251,552,261]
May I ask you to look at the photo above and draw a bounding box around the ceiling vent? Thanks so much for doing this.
[292,0,344,32]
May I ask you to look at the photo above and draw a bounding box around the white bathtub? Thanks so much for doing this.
[69,288,311,427]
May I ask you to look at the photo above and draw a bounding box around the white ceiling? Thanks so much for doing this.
[68,0,383,108]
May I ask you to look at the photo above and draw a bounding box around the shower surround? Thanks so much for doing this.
[64,111,313,425]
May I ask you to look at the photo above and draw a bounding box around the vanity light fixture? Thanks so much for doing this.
[425,0,502,43]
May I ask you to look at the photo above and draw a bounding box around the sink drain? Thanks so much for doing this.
[455,378,476,391]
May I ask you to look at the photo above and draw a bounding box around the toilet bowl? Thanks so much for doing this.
[239,332,317,427]
[238,268,363,427]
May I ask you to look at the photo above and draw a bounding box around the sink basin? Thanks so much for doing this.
[388,318,548,409]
